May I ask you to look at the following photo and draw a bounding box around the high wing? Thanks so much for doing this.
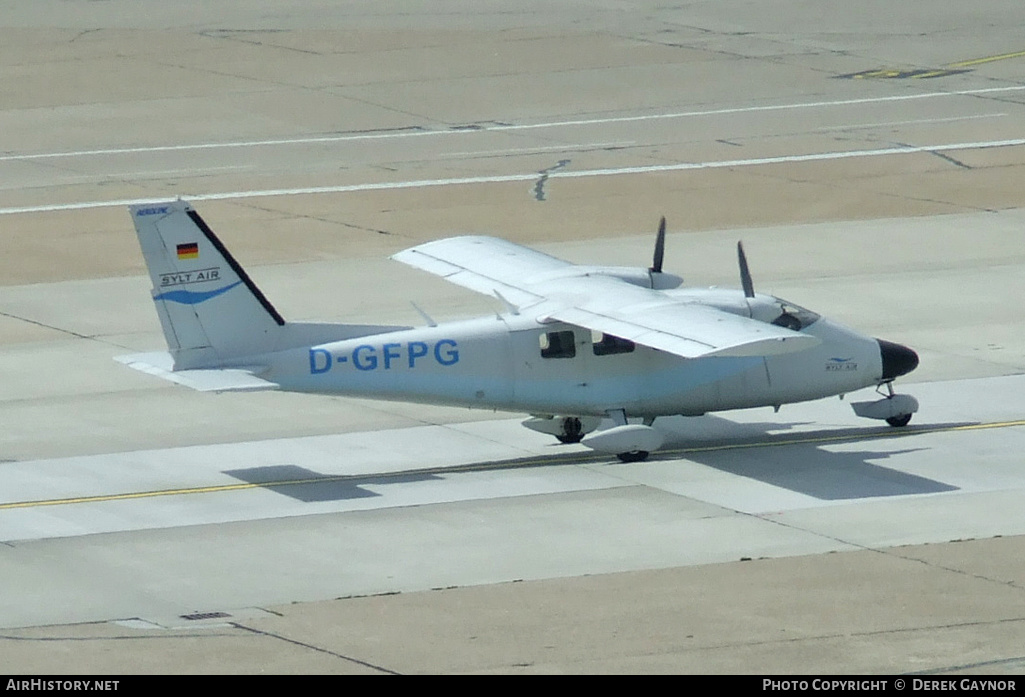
[393,236,568,306]
[393,236,820,358]
[541,276,816,358]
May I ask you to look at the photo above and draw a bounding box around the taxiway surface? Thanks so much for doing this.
[2,0,1025,674]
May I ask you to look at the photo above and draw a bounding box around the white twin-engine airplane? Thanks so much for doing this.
[119,200,919,462]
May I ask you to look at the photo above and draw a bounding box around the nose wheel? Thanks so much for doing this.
[886,413,912,427]
[616,450,650,463]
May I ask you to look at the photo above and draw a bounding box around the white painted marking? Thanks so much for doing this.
[492,86,1025,131]
[442,141,633,158]
[0,130,447,162]
[120,165,254,177]
[815,113,1007,132]
[3,85,1024,163]
[551,137,1025,179]
[2,137,1022,216]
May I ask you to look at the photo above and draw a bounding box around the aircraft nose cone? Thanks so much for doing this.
[877,339,919,380]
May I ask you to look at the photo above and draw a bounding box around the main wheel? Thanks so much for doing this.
[555,417,584,444]
[616,450,649,463]
[886,413,912,427]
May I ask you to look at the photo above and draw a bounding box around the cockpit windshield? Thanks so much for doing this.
[770,299,820,331]
[666,288,822,332]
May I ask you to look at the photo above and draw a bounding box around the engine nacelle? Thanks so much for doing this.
[537,265,683,290]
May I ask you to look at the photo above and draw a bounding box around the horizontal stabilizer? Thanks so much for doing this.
[115,352,279,393]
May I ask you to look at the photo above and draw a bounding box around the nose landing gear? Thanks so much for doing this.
[852,381,918,427]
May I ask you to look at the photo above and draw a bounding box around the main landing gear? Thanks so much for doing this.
[522,415,601,443]
[522,412,662,462]
[556,417,585,444]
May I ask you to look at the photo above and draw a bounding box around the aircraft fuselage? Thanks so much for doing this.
[261,307,884,418]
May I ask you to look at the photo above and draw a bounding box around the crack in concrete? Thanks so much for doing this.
[888,140,973,170]
[237,202,398,238]
[930,150,972,169]
[68,29,102,43]
[880,140,975,170]
[197,29,323,56]
[0,310,132,349]
[533,159,571,201]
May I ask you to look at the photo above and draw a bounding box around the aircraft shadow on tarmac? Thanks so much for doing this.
[223,464,442,503]
[678,443,955,500]
[654,415,967,500]
[221,419,971,504]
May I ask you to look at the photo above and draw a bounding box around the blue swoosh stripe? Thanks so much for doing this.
[154,281,242,305]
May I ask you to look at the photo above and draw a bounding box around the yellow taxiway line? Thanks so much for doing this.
[947,49,1025,68]
[3,419,1025,511]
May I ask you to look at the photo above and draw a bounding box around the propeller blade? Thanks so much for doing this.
[651,216,666,273]
[738,241,755,298]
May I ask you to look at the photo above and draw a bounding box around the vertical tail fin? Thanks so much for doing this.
[130,200,285,369]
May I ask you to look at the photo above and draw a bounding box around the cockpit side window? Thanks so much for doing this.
[540,330,577,359]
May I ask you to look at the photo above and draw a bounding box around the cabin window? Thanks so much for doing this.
[540,330,576,359]
[592,331,635,356]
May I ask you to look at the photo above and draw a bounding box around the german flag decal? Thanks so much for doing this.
[176,242,199,260]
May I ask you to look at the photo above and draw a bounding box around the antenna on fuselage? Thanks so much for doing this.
[493,290,520,316]
[410,301,437,327]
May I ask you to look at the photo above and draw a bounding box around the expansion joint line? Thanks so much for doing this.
[746,510,1025,593]
[231,622,402,675]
